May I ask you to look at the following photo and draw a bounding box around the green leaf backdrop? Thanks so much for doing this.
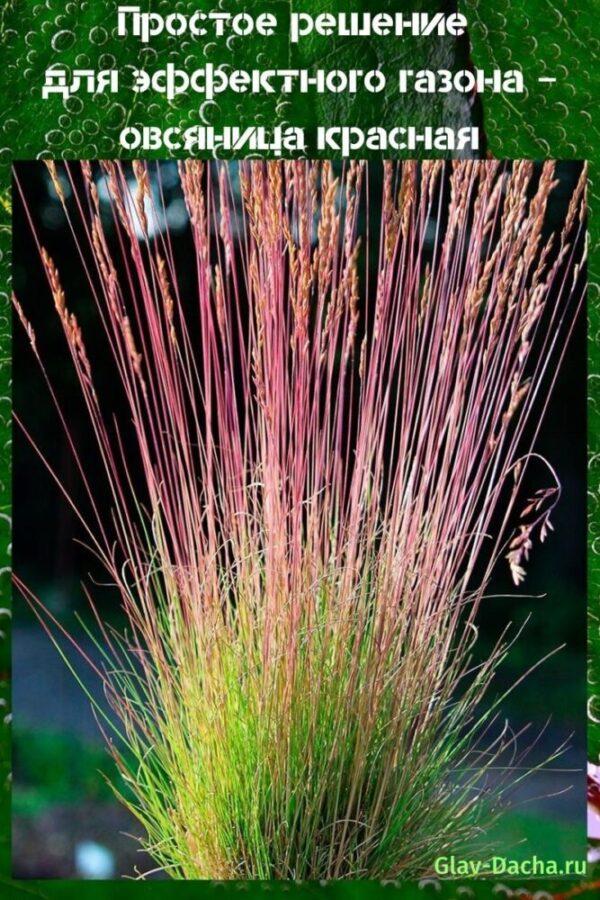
[0,0,598,895]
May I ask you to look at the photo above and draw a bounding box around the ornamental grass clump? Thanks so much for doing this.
[13,160,586,879]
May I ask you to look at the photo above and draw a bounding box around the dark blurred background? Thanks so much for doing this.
[12,161,586,878]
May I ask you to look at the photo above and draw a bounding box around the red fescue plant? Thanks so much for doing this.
[14,160,586,879]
